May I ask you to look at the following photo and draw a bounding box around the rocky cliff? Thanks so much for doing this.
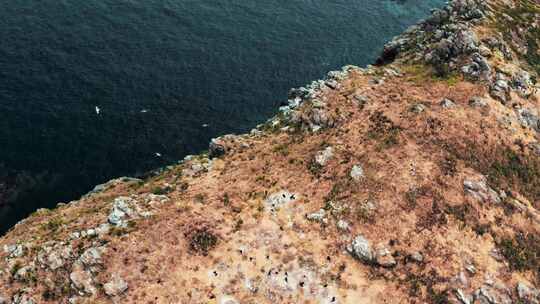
[1,0,539,303]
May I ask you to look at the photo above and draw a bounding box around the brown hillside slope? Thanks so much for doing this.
[1,0,539,303]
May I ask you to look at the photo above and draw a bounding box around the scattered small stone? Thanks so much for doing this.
[315,147,334,166]
[306,209,327,224]
[440,98,456,108]
[410,252,424,263]
[350,165,365,181]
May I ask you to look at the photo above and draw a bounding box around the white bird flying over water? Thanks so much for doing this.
[155,152,162,157]
[95,106,100,115]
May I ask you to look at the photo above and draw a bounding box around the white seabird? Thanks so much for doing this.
[95,106,101,115]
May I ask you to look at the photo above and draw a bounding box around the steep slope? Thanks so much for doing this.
[0,0,539,303]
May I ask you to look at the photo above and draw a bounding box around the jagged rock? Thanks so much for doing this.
[79,246,105,267]
[315,147,334,166]
[348,235,373,262]
[306,209,327,224]
[37,243,72,270]
[456,289,473,304]
[475,284,512,304]
[264,191,297,212]
[462,53,490,79]
[517,282,540,304]
[350,164,365,181]
[14,264,34,282]
[209,138,227,159]
[70,263,96,295]
[516,108,540,132]
[336,220,350,231]
[464,178,501,203]
[490,76,510,104]
[454,29,479,54]
[104,275,128,296]
[512,70,534,97]
[290,106,336,133]
[4,244,24,258]
[108,196,150,227]
[378,37,410,64]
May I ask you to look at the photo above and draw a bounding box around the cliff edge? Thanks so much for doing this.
[1,0,539,303]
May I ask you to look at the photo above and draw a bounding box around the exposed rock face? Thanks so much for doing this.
[104,275,128,296]
[0,0,538,303]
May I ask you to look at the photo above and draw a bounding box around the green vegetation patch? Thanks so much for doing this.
[498,232,540,283]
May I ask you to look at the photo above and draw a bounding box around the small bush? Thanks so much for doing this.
[187,228,218,256]
[151,186,171,195]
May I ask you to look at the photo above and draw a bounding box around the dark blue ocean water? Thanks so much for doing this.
[0,0,444,233]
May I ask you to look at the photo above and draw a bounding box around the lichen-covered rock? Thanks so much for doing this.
[104,275,128,296]
[474,284,512,304]
[4,244,24,258]
[348,235,373,262]
[79,246,105,267]
[350,164,365,181]
[469,96,488,107]
[108,196,151,227]
[264,191,297,212]
[306,209,327,224]
[463,178,501,203]
[516,108,540,132]
[315,147,334,166]
[517,282,540,304]
[70,263,97,295]
[336,220,350,231]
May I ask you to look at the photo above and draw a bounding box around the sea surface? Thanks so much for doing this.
[0,0,445,234]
